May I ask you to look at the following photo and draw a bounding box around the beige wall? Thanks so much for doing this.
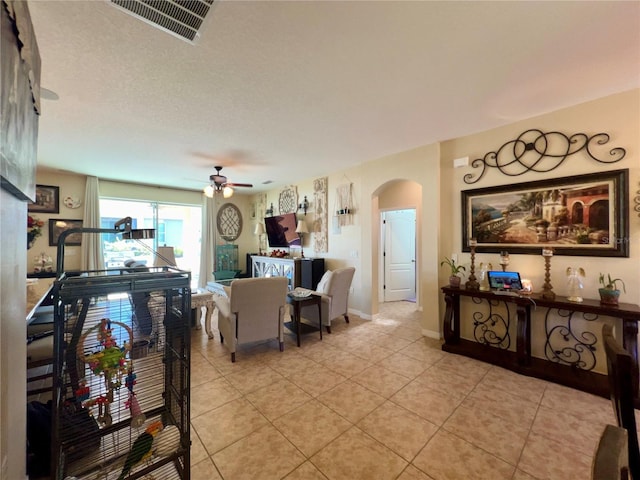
[30,170,87,271]
[378,180,422,211]
[256,179,319,259]
[352,143,441,335]
[257,143,441,336]
[439,89,639,305]
[36,90,639,343]
[100,179,203,204]
[257,90,638,344]
[439,89,639,369]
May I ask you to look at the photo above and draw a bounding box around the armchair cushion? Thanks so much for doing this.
[211,290,230,318]
[300,267,355,329]
[217,276,288,361]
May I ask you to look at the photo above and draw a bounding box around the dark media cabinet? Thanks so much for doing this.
[251,256,325,291]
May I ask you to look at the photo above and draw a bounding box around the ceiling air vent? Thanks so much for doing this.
[111,0,215,43]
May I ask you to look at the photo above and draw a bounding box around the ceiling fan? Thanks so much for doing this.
[203,166,253,198]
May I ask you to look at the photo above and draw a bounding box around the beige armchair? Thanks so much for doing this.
[300,267,355,333]
[217,277,288,362]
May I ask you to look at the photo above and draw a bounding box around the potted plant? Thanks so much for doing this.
[598,273,626,306]
[441,257,465,288]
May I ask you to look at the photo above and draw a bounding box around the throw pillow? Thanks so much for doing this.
[212,292,230,318]
[316,270,333,294]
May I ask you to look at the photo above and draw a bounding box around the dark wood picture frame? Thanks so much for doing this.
[29,184,60,213]
[49,218,83,246]
[462,169,629,257]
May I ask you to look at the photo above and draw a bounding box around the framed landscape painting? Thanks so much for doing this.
[461,169,629,257]
[49,218,83,246]
[28,184,59,213]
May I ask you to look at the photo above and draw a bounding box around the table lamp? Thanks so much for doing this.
[254,222,265,255]
[154,246,176,268]
[295,221,309,258]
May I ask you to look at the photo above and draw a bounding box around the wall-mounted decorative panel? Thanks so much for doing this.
[464,129,626,185]
[313,177,328,253]
[278,185,298,214]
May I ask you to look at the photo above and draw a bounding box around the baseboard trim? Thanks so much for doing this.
[349,308,370,320]
[422,328,441,340]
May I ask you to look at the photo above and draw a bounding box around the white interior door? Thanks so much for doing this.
[383,209,416,302]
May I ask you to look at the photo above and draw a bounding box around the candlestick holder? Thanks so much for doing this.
[542,248,555,300]
[499,251,510,272]
[465,238,479,290]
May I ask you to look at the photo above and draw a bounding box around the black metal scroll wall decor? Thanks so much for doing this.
[635,182,640,218]
[463,129,626,185]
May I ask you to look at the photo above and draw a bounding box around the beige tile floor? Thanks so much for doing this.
[189,301,616,480]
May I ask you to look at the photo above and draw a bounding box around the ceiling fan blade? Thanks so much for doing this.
[226,182,253,188]
[204,166,252,190]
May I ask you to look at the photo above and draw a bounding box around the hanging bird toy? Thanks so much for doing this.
[77,318,133,427]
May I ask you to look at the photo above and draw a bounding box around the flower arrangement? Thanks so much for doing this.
[27,215,44,249]
[34,252,53,273]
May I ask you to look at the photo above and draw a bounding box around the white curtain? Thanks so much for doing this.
[80,176,104,271]
[198,195,216,288]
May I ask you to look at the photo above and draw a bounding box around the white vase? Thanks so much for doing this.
[566,267,584,302]
[479,263,492,291]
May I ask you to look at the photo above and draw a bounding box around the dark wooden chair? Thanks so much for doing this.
[592,424,629,480]
[603,323,640,479]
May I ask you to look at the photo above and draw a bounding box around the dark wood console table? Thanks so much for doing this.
[441,286,640,403]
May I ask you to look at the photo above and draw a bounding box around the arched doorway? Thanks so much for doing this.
[372,179,422,314]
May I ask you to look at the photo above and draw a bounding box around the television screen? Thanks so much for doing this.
[264,213,300,248]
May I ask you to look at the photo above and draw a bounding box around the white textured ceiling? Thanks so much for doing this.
[28,1,640,194]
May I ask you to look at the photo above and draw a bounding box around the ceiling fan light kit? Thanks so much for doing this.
[203,166,253,198]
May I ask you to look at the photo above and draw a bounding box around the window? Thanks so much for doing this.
[100,199,201,287]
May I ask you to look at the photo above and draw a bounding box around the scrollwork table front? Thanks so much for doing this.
[441,286,640,404]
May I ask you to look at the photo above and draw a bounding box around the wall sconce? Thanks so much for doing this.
[265,202,274,217]
[298,195,310,216]
[499,251,510,272]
